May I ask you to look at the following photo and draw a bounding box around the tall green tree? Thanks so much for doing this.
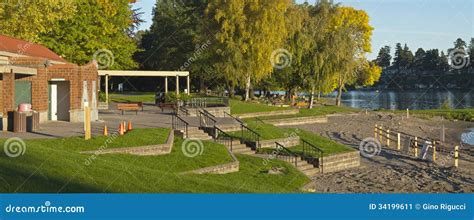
[40,0,139,69]
[0,0,76,42]
[393,43,403,71]
[374,46,391,69]
[468,38,474,67]
[413,48,426,70]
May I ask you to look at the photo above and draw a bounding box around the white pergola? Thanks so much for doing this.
[98,70,190,103]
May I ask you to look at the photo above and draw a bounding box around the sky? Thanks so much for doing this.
[132,0,473,60]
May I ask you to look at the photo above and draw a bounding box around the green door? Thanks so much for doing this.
[15,81,32,107]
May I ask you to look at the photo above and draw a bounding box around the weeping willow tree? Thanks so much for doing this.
[206,0,291,101]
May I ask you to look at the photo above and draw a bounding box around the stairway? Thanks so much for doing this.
[184,127,213,140]
[294,158,321,177]
[216,124,242,132]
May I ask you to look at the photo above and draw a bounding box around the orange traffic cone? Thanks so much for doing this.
[127,121,133,131]
[119,123,124,135]
[103,125,108,136]
[122,121,127,133]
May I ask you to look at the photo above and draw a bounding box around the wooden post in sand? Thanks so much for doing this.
[386,129,390,147]
[432,141,436,161]
[397,133,401,151]
[454,146,459,168]
[414,136,418,157]
[379,125,383,143]
[374,124,378,138]
[406,108,409,119]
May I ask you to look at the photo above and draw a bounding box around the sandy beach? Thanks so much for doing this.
[289,112,474,193]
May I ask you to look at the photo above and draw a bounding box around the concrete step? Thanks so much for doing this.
[297,163,315,171]
[232,147,255,154]
[302,168,320,177]
[230,144,248,150]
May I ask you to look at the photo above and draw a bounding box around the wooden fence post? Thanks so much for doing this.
[397,133,401,151]
[379,125,383,143]
[386,129,390,147]
[374,124,378,139]
[84,106,91,140]
[454,146,459,168]
[414,136,418,157]
[432,141,436,161]
[406,108,409,119]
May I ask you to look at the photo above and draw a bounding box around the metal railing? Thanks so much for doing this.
[275,142,298,167]
[172,114,189,138]
[223,111,244,124]
[174,105,189,116]
[186,97,229,108]
[214,126,236,151]
[301,139,324,173]
[199,109,217,137]
[240,124,261,151]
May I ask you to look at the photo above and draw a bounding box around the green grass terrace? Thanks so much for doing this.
[0,128,309,193]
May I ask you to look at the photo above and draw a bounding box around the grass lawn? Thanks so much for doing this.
[256,105,356,120]
[228,119,289,140]
[259,129,354,157]
[109,92,155,103]
[0,133,309,192]
[21,128,171,152]
[229,99,288,114]
[379,108,474,121]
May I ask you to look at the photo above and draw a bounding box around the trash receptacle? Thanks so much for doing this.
[13,111,27,133]
[26,111,39,132]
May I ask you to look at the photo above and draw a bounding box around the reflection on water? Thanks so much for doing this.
[327,90,473,110]
[461,128,474,146]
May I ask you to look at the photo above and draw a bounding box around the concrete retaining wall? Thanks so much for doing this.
[259,136,300,148]
[322,150,360,173]
[264,116,328,126]
[81,130,174,156]
[181,146,240,174]
[235,109,299,119]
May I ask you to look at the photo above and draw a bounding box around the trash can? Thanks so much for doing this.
[13,111,27,133]
[26,111,39,132]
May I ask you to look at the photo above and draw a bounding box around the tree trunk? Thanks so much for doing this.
[199,76,206,94]
[336,85,343,106]
[244,76,251,101]
[309,85,315,109]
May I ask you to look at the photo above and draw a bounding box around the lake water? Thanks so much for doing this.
[461,128,474,146]
[325,90,473,110]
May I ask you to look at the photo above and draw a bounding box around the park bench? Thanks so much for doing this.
[117,103,140,115]
[128,102,144,111]
[157,103,176,112]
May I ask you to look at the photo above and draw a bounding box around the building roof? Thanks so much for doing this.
[0,34,67,63]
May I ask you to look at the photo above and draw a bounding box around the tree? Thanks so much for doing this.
[439,51,450,71]
[393,43,403,71]
[413,48,426,70]
[374,46,391,69]
[402,44,414,68]
[206,0,291,101]
[330,7,375,106]
[0,0,75,42]
[39,0,139,69]
[468,38,474,67]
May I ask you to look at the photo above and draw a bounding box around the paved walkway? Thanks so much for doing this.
[0,103,240,140]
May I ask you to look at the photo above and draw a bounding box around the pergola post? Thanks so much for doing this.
[105,74,109,104]
[176,75,179,95]
[165,76,168,93]
[186,75,190,94]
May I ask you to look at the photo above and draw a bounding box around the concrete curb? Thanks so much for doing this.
[80,130,174,156]
[264,116,328,126]
[234,109,299,119]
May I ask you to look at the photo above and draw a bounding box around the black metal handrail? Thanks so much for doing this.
[275,142,298,167]
[214,126,235,151]
[172,114,189,138]
[174,105,189,116]
[240,124,261,151]
[301,139,324,173]
[223,111,244,124]
[199,109,217,128]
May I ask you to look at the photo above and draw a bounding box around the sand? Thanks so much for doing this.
[288,112,474,193]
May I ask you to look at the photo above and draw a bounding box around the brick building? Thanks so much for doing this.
[0,34,98,130]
